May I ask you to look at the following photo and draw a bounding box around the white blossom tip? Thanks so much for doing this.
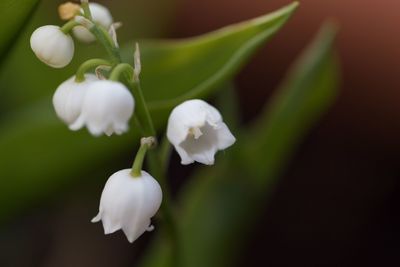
[91,213,101,223]
[112,22,123,30]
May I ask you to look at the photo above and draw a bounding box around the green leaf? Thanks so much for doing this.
[244,22,339,183]
[127,1,298,120]
[0,0,39,61]
[0,102,137,221]
[139,23,339,267]
[0,3,297,220]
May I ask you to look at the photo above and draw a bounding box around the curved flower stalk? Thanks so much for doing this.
[92,169,162,243]
[52,74,99,127]
[69,80,135,136]
[167,99,236,165]
[30,25,74,68]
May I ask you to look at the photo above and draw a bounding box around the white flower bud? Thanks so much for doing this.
[73,3,113,43]
[92,169,162,243]
[30,25,74,68]
[167,99,236,165]
[69,80,134,136]
[52,74,99,127]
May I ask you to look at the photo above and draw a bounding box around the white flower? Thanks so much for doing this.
[92,169,162,243]
[167,99,236,165]
[69,80,134,136]
[73,3,113,43]
[52,74,98,127]
[30,25,74,68]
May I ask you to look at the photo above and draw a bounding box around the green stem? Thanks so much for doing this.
[80,0,93,20]
[131,141,149,177]
[91,27,121,63]
[78,3,179,263]
[126,79,156,137]
[81,1,121,63]
[75,58,112,82]
[160,135,173,172]
[110,65,156,138]
[125,78,179,266]
[60,20,79,34]
[109,63,133,81]
[147,150,180,266]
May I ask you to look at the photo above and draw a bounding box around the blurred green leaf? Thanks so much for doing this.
[135,2,298,115]
[0,0,39,61]
[0,3,297,220]
[139,23,339,267]
[244,23,339,183]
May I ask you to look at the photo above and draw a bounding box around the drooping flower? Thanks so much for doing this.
[30,25,74,68]
[73,3,113,43]
[92,169,162,243]
[53,74,99,128]
[69,80,134,136]
[167,99,236,165]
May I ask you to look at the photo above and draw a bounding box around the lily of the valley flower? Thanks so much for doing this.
[53,74,99,127]
[73,2,113,43]
[30,25,74,68]
[167,99,236,165]
[92,169,162,243]
[69,80,134,136]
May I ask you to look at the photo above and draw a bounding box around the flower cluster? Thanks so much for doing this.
[30,1,235,243]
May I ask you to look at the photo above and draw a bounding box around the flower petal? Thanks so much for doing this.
[175,146,195,165]
[91,212,102,223]
[216,122,236,150]
[190,149,216,165]
[68,114,85,131]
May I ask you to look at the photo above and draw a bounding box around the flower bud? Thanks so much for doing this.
[58,2,81,20]
[73,3,113,43]
[167,99,236,165]
[30,25,74,68]
[92,169,162,243]
[52,74,99,127]
[69,80,134,136]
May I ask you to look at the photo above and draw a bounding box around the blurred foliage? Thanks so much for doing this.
[140,23,339,267]
[0,0,39,61]
[0,3,297,221]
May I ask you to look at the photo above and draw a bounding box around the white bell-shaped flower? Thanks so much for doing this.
[30,25,74,68]
[69,80,134,136]
[52,74,99,127]
[92,169,162,243]
[73,3,113,43]
[167,99,236,165]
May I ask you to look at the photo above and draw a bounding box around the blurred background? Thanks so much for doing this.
[0,0,399,266]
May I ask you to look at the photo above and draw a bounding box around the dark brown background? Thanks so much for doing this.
[174,0,400,266]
